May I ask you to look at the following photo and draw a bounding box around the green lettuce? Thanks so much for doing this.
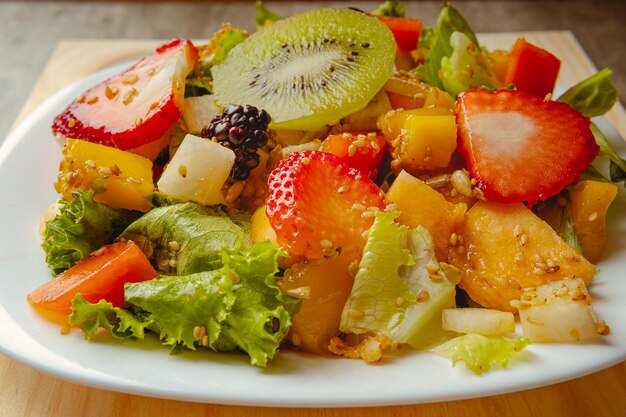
[440,32,499,98]
[70,242,299,367]
[557,68,618,117]
[417,3,487,93]
[431,333,530,375]
[42,190,140,276]
[255,1,283,29]
[557,70,625,185]
[371,0,406,17]
[340,212,460,347]
[120,202,252,275]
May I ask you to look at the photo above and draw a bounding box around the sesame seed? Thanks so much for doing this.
[168,259,177,268]
[338,185,349,194]
[123,88,137,105]
[534,261,548,270]
[126,177,143,184]
[122,74,139,85]
[147,67,156,76]
[353,139,366,148]
[456,245,465,254]
[104,85,119,100]
[355,174,362,180]
[513,224,522,238]
[588,211,598,222]
[352,203,366,211]
[201,335,209,346]
[514,252,524,262]
[415,290,430,302]
[301,156,311,165]
[384,203,398,212]
[449,233,458,246]
[90,246,106,257]
[319,239,333,249]
[322,248,337,258]
[533,268,546,275]
[84,159,96,168]
[371,141,380,152]
[285,286,311,300]
[347,144,357,157]
[361,210,375,218]
[395,297,405,307]
[457,235,465,245]
[547,266,560,273]
[526,317,544,326]
[87,96,99,105]
[68,118,76,128]
[76,95,85,103]
[149,101,159,111]
[348,259,359,277]
[509,300,521,309]
[508,279,522,290]
[520,234,528,245]
[135,117,143,126]
[426,262,440,274]
[450,170,473,197]
[98,166,112,176]
[554,284,569,297]
[348,309,365,319]
[178,165,187,178]
[430,273,443,281]
[168,241,180,251]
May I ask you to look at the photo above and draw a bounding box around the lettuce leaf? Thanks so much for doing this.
[416,3,483,92]
[42,190,140,276]
[120,202,252,275]
[340,211,460,347]
[440,32,499,98]
[430,333,530,375]
[70,242,299,367]
[557,68,618,117]
[255,0,283,29]
[371,0,406,17]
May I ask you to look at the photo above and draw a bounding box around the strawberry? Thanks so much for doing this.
[456,89,598,204]
[319,132,388,179]
[266,150,385,259]
[52,38,198,151]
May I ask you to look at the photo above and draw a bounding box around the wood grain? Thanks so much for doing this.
[2,32,625,417]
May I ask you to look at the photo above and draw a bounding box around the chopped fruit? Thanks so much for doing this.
[340,90,392,132]
[448,201,596,312]
[55,138,155,212]
[456,89,599,204]
[52,38,199,150]
[504,37,561,97]
[384,74,455,110]
[516,278,608,343]
[157,134,235,206]
[266,150,385,259]
[569,180,618,263]
[182,95,220,134]
[488,50,510,85]
[202,104,271,180]
[251,204,279,247]
[375,16,423,51]
[386,170,466,260]
[319,132,388,179]
[280,249,359,355]
[379,107,457,173]
[27,241,157,325]
[442,308,515,336]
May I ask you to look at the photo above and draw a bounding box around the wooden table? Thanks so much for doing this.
[2,32,625,417]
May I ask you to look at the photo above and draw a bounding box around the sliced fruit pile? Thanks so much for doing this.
[33,3,623,369]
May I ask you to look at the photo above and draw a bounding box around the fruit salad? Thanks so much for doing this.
[29,1,624,373]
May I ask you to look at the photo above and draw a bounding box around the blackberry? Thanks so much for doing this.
[202,104,271,180]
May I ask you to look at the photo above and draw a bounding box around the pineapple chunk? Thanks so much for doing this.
[442,308,515,336]
[379,107,457,173]
[386,170,466,260]
[182,95,220,134]
[516,278,609,342]
[157,134,235,205]
[448,201,596,311]
[251,205,279,246]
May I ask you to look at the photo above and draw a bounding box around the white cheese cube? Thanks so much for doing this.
[157,134,235,205]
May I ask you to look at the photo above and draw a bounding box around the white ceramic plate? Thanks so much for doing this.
[0,64,625,407]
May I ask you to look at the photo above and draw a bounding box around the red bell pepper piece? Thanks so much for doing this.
[504,37,561,97]
[375,16,423,51]
[28,241,157,324]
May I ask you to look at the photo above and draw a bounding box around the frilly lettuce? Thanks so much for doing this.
[70,242,300,367]
[255,1,283,29]
[417,3,495,96]
[441,32,499,98]
[340,211,460,347]
[371,0,406,17]
[120,202,252,275]
[430,333,530,375]
[42,190,140,276]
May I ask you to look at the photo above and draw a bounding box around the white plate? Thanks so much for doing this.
[0,64,625,408]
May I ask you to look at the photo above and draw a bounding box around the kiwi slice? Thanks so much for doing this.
[212,8,396,131]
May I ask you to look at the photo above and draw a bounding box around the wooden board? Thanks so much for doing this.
[2,32,625,417]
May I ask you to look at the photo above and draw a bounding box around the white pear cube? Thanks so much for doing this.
[442,308,515,336]
[182,95,220,134]
[517,278,607,343]
[157,134,235,205]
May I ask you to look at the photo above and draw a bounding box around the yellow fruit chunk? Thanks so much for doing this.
[251,205,278,247]
[55,139,154,212]
[279,250,358,355]
[386,171,466,260]
[448,201,596,311]
[569,180,618,263]
[488,50,510,84]
[384,75,454,111]
[379,108,457,173]
[129,133,170,161]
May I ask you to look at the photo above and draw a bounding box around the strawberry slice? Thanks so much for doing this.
[266,150,385,259]
[456,89,598,204]
[52,38,198,151]
[319,132,388,179]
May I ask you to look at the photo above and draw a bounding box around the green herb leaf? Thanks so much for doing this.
[557,68,618,117]
[371,0,406,17]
